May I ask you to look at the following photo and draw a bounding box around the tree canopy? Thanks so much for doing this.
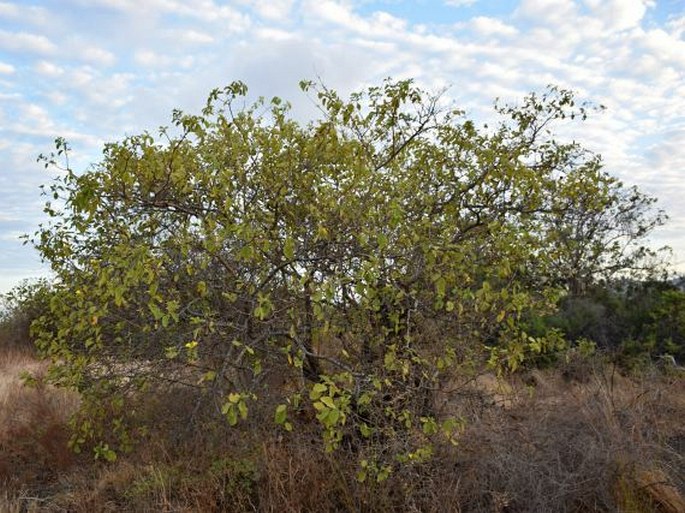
[30,79,666,471]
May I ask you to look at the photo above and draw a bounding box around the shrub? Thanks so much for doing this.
[28,79,666,474]
[0,279,53,353]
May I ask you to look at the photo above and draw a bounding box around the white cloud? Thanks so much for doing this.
[0,2,19,17]
[0,30,56,54]
[81,46,117,66]
[134,49,171,67]
[46,91,68,105]
[86,72,135,107]
[583,0,653,32]
[304,1,413,44]
[643,128,685,257]
[637,28,685,68]
[83,0,137,10]
[470,16,518,37]
[0,1,50,25]
[73,0,251,28]
[176,29,214,44]
[70,67,96,88]
[246,0,294,20]
[371,11,408,33]
[2,102,86,142]
[41,65,136,111]
[159,0,251,26]
[666,14,685,39]
[255,27,297,42]
[131,50,195,72]
[307,0,358,30]
[0,62,14,74]
[352,38,396,54]
[445,0,478,6]
[0,230,27,242]
[134,50,156,67]
[21,103,52,125]
[34,61,64,76]
[0,212,19,223]
[515,0,578,25]
[0,269,49,295]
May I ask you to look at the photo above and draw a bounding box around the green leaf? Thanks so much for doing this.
[316,409,329,423]
[226,407,238,426]
[359,423,372,438]
[238,400,248,419]
[320,396,336,409]
[274,404,287,425]
[148,302,163,320]
[201,370,216,382]
[283,237,296,260]
[197,281,208,296]
[327,408,340,425]
[435,276,446,298]
[310,383,327,400]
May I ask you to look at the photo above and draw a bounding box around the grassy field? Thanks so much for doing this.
[1,340,684,512]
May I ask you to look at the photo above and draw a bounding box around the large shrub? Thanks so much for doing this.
[30,79,665,472]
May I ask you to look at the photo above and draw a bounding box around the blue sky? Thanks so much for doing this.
[0,0,684,293]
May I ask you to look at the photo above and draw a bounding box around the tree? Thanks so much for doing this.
[30,79,665,474]
[489,88,668,295]
[536,171,667,295]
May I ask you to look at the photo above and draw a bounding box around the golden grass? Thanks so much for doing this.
[0,345,683,512]
[0,347,79,436]
[0,346,81,511]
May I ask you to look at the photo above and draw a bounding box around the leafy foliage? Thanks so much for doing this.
[30,79,667,471]
[0,279,53,352]
[538,279,685,367]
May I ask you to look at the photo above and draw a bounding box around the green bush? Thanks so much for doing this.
[27,79,668,471]
[0,279,53,352]
[540,280,685,370]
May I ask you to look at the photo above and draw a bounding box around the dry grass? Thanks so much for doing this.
[0,347,81,511]
[0,346,683,512]
[448,364,685,513]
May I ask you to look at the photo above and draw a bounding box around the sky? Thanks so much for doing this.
[0,0,684,293]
